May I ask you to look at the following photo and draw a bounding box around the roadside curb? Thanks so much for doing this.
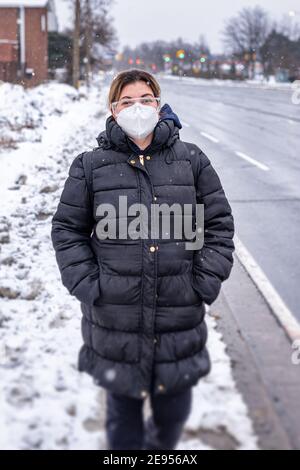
[211,250,300,449]
[234,236,300,344]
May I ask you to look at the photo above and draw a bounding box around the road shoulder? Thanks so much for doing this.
[211,253,300,450]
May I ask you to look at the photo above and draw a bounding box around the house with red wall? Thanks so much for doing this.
[0,0,58,87]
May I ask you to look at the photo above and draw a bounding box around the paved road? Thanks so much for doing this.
[159,76,300,321]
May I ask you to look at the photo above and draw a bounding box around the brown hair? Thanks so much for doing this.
[107,68,161,112]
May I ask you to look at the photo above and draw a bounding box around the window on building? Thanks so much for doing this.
[41,15,46,32]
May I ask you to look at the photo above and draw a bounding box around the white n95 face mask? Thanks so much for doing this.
[116,102,159,140]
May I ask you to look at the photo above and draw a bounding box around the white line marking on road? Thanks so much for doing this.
[235,236,300,343]
[181,120,190,127]
[235,151,270,172]
[201,132,219,143]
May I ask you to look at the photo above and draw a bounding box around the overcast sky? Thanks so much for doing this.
[55,0,300,54]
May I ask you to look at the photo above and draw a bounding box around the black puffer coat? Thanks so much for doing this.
[51,103,235,400]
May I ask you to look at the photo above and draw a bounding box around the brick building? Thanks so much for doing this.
[0,0,58,87]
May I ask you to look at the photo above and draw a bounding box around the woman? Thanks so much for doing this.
[51,69,235,450]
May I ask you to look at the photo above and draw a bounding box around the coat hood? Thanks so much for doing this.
[96,103,182,156]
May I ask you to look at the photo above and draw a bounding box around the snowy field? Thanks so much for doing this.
[0,75,258,450]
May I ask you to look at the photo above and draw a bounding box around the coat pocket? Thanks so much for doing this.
[82,316,142,364]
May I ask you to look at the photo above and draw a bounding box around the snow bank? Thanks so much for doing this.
[161,73,293,90]
[0,81,84,148]
[0,78,109,450]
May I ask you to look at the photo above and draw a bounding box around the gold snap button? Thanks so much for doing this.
[154,196,157,201]
[150,246,156,253]
[146,156,151,160]
[130,159,136,164]
[158,384,165,392]
[140,390,148,398]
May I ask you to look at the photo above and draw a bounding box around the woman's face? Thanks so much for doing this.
[110,81,160,119]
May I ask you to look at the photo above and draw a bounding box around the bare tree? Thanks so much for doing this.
[277,14,300,42]
[69,0,118,87]
[223,6,270,78]
[81,0,118,77]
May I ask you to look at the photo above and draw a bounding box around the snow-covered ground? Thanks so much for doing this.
[161,72,294,90]
[0,75,258,450]
[0,81,83,147]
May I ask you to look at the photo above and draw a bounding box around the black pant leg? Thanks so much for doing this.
[105,390,144,450]
[143,386,193,450]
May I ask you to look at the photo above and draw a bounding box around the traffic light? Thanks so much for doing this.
[176,49,185,59]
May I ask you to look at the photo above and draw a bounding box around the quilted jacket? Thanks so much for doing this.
[51,103,235,399]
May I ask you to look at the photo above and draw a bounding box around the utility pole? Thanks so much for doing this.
[85,0,92,88]
[73,0,81,89]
